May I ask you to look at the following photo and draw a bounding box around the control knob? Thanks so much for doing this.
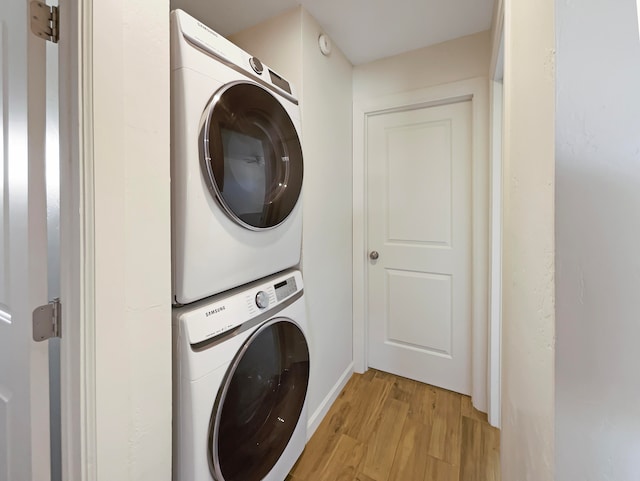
[255,290,269,309]
[249,57,264,75]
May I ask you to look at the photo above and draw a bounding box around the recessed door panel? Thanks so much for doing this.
[386,120,452,246]
[386,269,452,356]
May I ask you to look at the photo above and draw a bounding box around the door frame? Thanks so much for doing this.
[58,0,98,479]
[488,79,503,428]
[488,0,505,429]
[352,77,490,413]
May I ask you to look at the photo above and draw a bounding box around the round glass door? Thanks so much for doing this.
[208,319,310,481]
[201,82,304,230]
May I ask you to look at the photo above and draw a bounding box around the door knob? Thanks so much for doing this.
[369,251,379,260]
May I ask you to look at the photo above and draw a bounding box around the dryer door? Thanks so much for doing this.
[201,82,304,230]
[209,318,310,481]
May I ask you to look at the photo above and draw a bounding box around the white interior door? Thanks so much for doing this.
[0,2,52,480]
[367,100,472,395]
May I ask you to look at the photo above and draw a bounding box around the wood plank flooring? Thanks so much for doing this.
[288,369,500,481]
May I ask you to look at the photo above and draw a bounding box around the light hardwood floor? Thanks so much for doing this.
[288,369,500,481]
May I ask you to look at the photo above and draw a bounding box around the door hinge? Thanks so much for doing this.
[33,298,62,342]
[29,1,59,44]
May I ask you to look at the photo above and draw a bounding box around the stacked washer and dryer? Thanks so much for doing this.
[170,10,309,481]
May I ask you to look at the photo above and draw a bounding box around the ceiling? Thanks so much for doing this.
[171,0,495,65]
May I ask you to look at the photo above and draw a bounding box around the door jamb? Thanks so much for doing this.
[59,0,97,479]
[352,77,490,412]
[488,0,505,429]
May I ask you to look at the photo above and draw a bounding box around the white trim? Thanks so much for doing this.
[490,0,505,79]
[59,0,97,479]
[487,7,505,430]
[352,97,367,375]
[488,80,503,429]
[636,0,640,42]
[307,362,354,438]
[352,77,490,412]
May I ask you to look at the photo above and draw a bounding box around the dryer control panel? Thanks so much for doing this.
[172,9,297,102]
[175,270,303,346]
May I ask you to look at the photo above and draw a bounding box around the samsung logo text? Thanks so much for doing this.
[205,306,226,317]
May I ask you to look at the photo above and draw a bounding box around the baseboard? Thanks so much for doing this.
[306,362,354,440]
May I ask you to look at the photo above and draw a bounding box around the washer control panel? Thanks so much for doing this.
[274,277,297,301]
[177,270,303,345]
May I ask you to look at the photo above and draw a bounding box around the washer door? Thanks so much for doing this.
[209,318,310,481]
[201,82,304,230]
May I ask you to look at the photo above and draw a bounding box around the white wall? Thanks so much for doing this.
[231,7,354,436]
[353,30,490,100]
[299,9,354,433]
[92,1,172,480]
[555,1,640,479]
[501,0,555,479]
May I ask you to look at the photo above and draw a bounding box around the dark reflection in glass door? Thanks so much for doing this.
[202,82,303,230]
[209,319,310,481]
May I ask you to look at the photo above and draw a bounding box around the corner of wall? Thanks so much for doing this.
[227,6,356,434]
[92,1,172,480]
[228,7,303,93]
[501,0,555,479]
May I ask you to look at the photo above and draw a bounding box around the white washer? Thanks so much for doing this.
[173,270,309,481]
[171,10,304,305]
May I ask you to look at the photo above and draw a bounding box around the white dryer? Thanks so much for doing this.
[171,10,304,305]
[173,269,310,481]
